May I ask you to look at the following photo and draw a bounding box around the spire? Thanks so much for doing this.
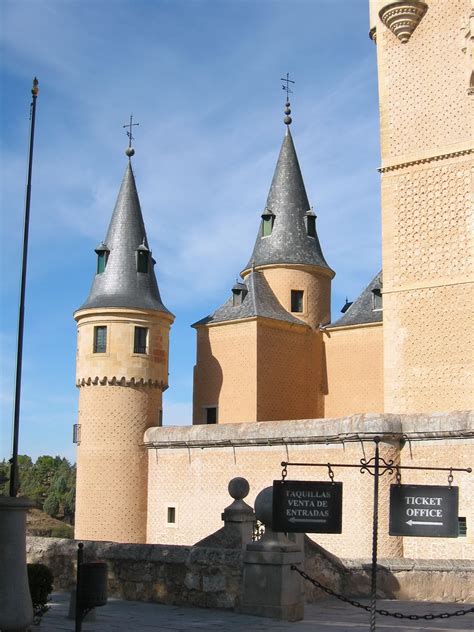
[77,160,171,314]
[242,124,332,274]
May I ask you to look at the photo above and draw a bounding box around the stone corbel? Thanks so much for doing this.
[379,1,428,44]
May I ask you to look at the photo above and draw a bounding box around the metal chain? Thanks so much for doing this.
[291,566,474,620]
[281,463,288,481]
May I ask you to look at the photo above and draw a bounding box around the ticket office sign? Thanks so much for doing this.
[389,484,459,538]
[272,480,343,534]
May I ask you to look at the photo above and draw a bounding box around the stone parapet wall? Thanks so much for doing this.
[26,536,473,605]
[343,558,474,603]
[26,537,243,609]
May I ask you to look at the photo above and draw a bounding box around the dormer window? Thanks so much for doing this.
[232,282,248,307]
[136,243,149,273]
[261,207,275,237]
[94,242,109,274]
[372,288,383,311]
[305,208,316,238]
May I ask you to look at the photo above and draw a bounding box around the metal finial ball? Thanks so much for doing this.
[284,107,291,115]
[285,101,290,107]
[284,116,292,125]
[125,147,135,157]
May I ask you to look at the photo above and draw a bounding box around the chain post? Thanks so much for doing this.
[370,437,380,632]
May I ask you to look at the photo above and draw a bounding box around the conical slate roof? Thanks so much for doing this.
[192,271,307,327]
[330,271,383,328]
[77,161,171,314]
[243,127,333,274]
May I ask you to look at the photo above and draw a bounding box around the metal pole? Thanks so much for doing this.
[9,78,39,497]
[75,543,84,632]
[370,437,380,632]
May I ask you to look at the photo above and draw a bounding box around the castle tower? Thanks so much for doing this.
[241,109,334,329]
[74,143,174,543]
[370,0,473,412]
[192,101,333,424]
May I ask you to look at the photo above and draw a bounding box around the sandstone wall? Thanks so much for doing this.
[145,412,473,558]
[323,323,384,417]
[375,0,474,413]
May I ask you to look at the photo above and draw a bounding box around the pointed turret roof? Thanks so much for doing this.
[77,160,171,314]
[243,127,333,275]
[192,271,307,327]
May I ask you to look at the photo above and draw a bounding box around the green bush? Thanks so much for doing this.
[50,523,73,539]
[27,563,54,624]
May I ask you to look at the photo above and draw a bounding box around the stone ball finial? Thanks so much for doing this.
[125,147,135,157]
[254,486,273,528]
[228,477,250,501]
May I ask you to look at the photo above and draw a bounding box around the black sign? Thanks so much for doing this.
[272,480,343,533]
[389,484,459,538]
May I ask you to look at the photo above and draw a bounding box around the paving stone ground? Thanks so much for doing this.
[38,592,474,632]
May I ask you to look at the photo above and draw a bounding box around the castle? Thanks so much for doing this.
[74,0,473,559]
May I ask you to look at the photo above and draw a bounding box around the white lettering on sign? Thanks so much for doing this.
[286,490,331,499]
[285,508,329,518]
[406,508,442,517]
[404,497,442,506]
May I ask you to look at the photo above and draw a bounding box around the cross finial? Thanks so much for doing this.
[280,73,295,126]
[123,114,139,158]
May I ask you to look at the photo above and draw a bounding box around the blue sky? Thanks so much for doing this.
[0,0,381,463]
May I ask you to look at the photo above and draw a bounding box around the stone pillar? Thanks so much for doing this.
[238,487,304,621]
[0,497,34,631]
[221,477,255,549]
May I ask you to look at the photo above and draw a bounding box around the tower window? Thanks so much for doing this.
[232,283,248,307]
[97,251,108,274]
[94,242,109,274]
[291,290,304,313]
[261,207,275,237]
[205,407,217,424]
[137,250,149,273]
[167,507,176,524]
[372,288,383,311]
[93,326,107,353]
[134,326,148,354]
[306,215,316,238]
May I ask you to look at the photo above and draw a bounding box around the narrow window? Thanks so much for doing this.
[95,242,109,274]
[93,326,107,353]
[232,284,248,307]
[206,407,217,424]
[137,250,149,273]
[167,507,176,524]
[458,517,467,537]
[134,326,148,354]
[72,424,81,445]
[306,215,316,237]
[291,290,304,313]
[97,251,108,274]
[261,207,275,237]
[372,288,383,311]
[158,409,163,426]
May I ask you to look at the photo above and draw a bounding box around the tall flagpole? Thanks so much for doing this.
[9,77,39,497]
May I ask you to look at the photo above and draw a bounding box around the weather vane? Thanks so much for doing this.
[281,72,295,99]
[280,73,295,126]
[123,114,139,157]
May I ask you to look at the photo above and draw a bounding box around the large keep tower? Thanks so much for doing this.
[74,145,174,543]
[370,0,473,412]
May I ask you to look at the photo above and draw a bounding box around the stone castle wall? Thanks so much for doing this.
[323,323,384,417]
[375,0,474,413]
[145,412,473,559]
